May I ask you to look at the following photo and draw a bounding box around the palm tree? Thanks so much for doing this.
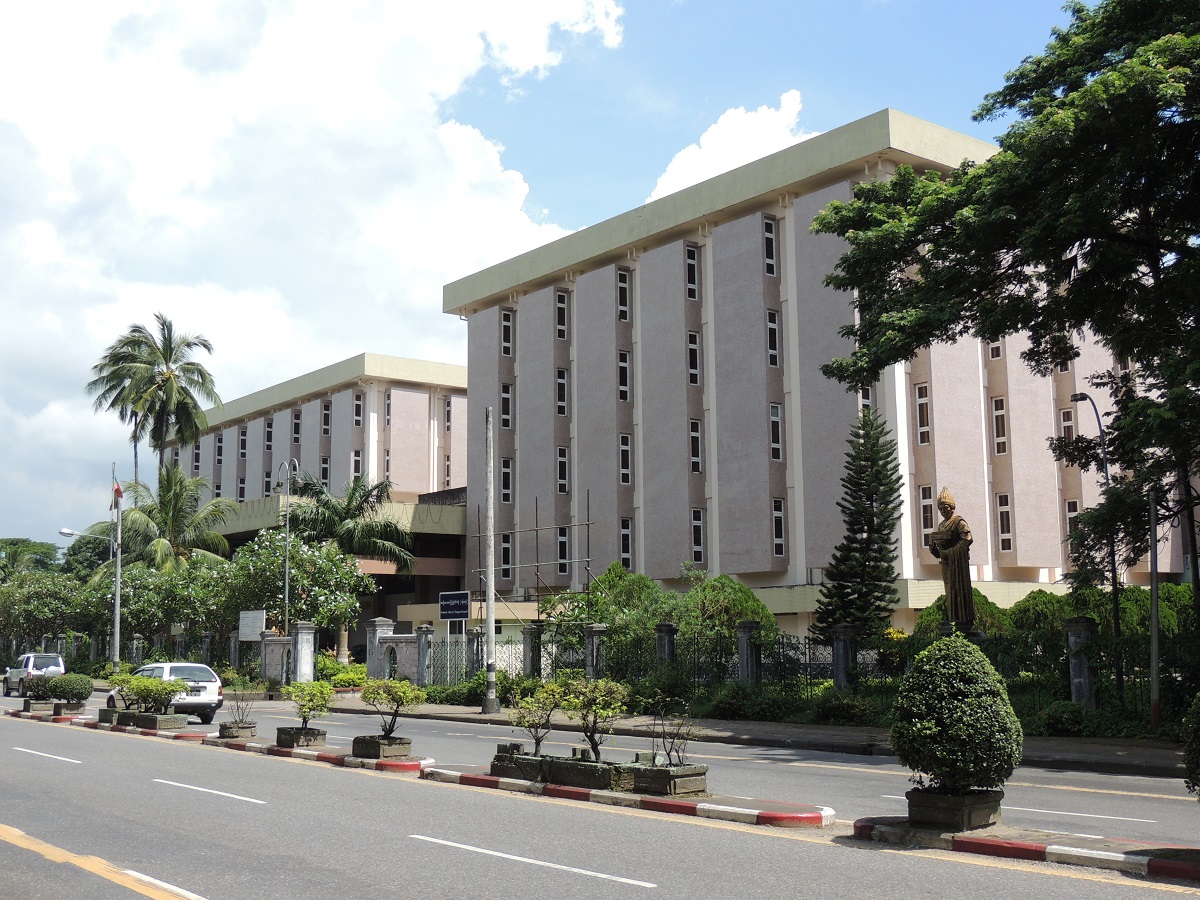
[88,464,236,577]
[87,312,221,481]
[288,471,415,661]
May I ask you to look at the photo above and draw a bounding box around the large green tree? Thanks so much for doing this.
[811,0,1200,608]
[0,539,58,583]
[87,312,221,479]
[813,408,903,642]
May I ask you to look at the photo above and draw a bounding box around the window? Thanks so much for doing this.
[557,527,569,576]
[915,384,930,445]
[764,217,777,277]
[617,351,630,402]
[214,482,222,498]
[557,446,569,494]
[449,619,465,637]
[992,397,1008,455]
[444,397,452,432]
[500,533,512,580]
[384,449,390,480]
[384,393,391,427]
[264,471,272,495]
[772,498,786,557]
[292,409,301,443]
[1060,408,1075,442]
[352,449,362,477]
[239,427,247,459]
[860,387,873,411]
[500,383,513,429]
[555,289,569,340]
[444,454,451,488]
[617,268,630,321]
[193,445,200,472]
[988,340,1002,360]
[556,369,568,416]
[766,310,780,367]
[322,401,332,435]
[320,456,330,488]
[619,434,632,485]
[619,517,633,570]
[689,419,703,474]
[237,477,246,501]
[691,508,705,564]
[215,434,224,466]
[1115,355,1132,375]
[687,332,700,385]
[500,458,513,504]
[685,245,699,300]
[353,394,363,427]
[265,420,273,452]
[1065,499,1080,534]
[920,485,935,548]
[996,493,1013,551]
[769,403,783,461]
[172,447,180,465]
[500,308,514,356]
[1057,359,1071,374]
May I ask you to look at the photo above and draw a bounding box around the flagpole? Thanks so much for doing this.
[111,463,123,674]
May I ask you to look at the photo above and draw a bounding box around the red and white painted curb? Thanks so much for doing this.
[854,818,1200,883]
[421,766,835,827]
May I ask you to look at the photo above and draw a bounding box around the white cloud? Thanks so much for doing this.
[647,89,820,202]
[0,1,622,545]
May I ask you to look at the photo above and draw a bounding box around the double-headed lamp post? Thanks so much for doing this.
[60,524,122,674]
[1071,391,1124,700]
[274,459,300,636]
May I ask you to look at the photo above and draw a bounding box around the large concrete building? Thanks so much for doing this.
[444,109,1183,636]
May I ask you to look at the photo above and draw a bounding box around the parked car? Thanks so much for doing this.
[2,653,66,697]
[107,662,224,724]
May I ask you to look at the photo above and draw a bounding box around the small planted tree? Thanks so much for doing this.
[563,678,628,763]
[361,678,426,738]
[283,681,334,732]
[508,682,565,756]
[124,676,188,714]
[225,691,257,727]
[49,673,94,705]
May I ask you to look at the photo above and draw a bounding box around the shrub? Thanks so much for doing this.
[48,673,94,704]
[1184,693,1200,799]
[877,627,909,676]
[812,691,880,726]
[508,682,565,755]
[913,589,1011,638]
[315,649,344,681]
[563,677,629,762]
[24,676,55,701]
[1010,589,1074,633]
[330,664,367,688]
[124,676,188,714]
[361,678,427,738]
[283,680,334,730]
[1035,700,1085,736]
[890,633,1023,793]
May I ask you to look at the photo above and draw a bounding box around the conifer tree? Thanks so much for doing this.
[813,407,902,642]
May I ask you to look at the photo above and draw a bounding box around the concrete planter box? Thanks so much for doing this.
[628,763,708,796]
[906,789,1003,831]
[116,710,140,727]
[135,713,188,730]
[22,700,54,713]
[53,702,86,717]
[276,727,326,749]
[218,722,257,739]
[490,749,635,792]
[352,735,413,760]
[97,707,119,725]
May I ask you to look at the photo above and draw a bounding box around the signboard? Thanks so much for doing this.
[439,590,470,621]
[239,610,268,642]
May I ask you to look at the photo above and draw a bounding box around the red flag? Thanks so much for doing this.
[109,480,124,511]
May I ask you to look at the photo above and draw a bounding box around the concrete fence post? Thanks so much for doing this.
[584,624,608,680]
[737,620,762,684]
[415,624,434,688]
[291,622,317,683]
[365,617,395,680]
[201,632,214,666]
[655,623,679,664]
[522,623,543,678]
[467,626,485,678]
[831,623,858,692]
[131,634,144,667]
[1066,616,1099,709]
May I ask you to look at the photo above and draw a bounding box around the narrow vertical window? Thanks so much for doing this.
[685,245,699,300]
[320,456,330,488]
[321,401,331,435]
[919,485,934,548]
[214,482,222,498]
[500,383,513,429]
[444,396,452,432]
[764,217,777,277]
[1057,359,1071,374]
[215,434,224,466]
[264,470,272,495]
[193,445,201,472]
[860,387,873,411]
[772,497,786,557]
[557,446,569,494]
[384,393,391,427]
[617,268,630,321]
[691,508,705,564]
[915,384,930,445]
[689,419,703,474]
[238,427,247,459]
[619,517,633,570]
[617,351,630,402]
[172,447,180,465]
[444,454,451,488]
[992,397,1008,455]
[555,289,569,340]
[500,308,514,356]
[265,419,273,452]
[293,409,302,443]
[237,477,246,502]
[769,403,783,461]
[766,310,780,367]
[556,369,569,416]
[1065,499,1080,534]
[988,340,1003,360]
[384,448,391,480]
[500,533,512,579]
[353,393,363,427]
[619,434,632,485]
[500,458,513,504]
[996,493,1013,551]
[1060,408,1075,442]
[687,332,700,385]
[557,527,569,576]
[352,449,362,477]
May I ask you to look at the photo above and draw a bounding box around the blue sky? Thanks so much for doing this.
[0,0,1073,548]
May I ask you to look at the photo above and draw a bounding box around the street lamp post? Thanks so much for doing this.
[274,459,300,637]
[1071,391,1124,701]
[60,522,122,674]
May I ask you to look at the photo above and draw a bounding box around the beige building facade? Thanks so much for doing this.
[444,109,1184,637]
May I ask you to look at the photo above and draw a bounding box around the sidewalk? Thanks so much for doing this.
[329,697,1187,779]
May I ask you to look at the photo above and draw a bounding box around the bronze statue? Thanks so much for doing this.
[928,486,975,631]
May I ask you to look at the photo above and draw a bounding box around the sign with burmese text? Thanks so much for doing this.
[439,591,470,621]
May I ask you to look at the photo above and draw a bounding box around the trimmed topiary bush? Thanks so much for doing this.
[49,673,95,704]
[24,676,55,701]
[1184,693,1200,799]
[890,633,1023,793]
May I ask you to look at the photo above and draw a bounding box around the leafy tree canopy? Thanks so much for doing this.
[0,539,58,582]
[288,472,414,572]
